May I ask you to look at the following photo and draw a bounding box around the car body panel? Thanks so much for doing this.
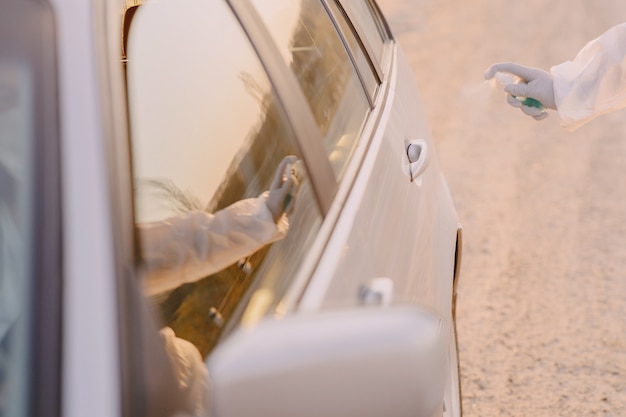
[300,45,458,319]
[51,0,122,415]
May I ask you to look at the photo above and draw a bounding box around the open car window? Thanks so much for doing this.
[125,0,322,356]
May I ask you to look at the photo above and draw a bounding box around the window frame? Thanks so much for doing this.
[95,0,189,415]
[227,0,396,310]
[322,0,381,105]
[229,0,394,213]
[335,0,392,79]
[227,0,337,216]
[229,0,395,198]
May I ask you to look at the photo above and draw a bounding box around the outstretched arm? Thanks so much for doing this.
[139,156,300,295]
[485,23,626,129]
[551,22,626,129]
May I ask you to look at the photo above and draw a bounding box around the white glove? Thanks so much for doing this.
[265,155,300,223]
[485,62,556,120]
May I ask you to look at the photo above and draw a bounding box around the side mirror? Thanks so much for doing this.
[207,306,448,417]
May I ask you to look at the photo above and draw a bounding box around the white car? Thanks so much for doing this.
[0,0,462,416]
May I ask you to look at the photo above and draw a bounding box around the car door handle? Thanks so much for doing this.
[359,277,393,306]
[402,139,430,183]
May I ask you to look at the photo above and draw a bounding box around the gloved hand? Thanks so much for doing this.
[484,62,556,120]
[265,155,300,223]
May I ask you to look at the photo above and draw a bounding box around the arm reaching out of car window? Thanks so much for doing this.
[139,156,301,416]
[138,155,301,296]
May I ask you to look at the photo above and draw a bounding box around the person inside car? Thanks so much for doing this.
[138,155,300,296]
[138,155,300,416]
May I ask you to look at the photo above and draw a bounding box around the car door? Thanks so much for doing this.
[247,0,458,319]
[121,0,459,415]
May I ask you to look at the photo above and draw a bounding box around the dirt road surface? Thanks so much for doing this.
[377,1,626,416]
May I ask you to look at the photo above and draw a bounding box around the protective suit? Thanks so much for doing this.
[139,195,288,296]
[144,198,286,417]
[139,155,298,296]
[485,22,626,130]
[139,155,299,416]
[159,327,211,416]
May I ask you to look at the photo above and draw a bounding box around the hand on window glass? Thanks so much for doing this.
[139,155,303,295]
[265,155,301,223]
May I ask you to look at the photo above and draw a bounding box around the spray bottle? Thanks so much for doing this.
[494,72,546,112]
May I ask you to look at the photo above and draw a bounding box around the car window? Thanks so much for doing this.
[341,0,389,71]
[0,1,61,415]
[250,0,370,180]
[0,58,34,417]
[126,0,323,356]
[325,0,379,101]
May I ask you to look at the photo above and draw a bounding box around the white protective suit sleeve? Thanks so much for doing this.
[551,22,626,129]
[159,327,211,417]
[139,195,289,296]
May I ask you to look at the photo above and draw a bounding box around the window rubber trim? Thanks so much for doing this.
[321,0,378,108]
[92,0,150,415]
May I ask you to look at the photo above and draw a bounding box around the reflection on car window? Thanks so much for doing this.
[251,0,370,179]
[126,0,322,356]
[0,62,33,417]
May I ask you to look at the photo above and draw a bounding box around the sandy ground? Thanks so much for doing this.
[377,1,626,416]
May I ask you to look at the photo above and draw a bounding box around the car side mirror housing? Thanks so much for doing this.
[207,306,448,417]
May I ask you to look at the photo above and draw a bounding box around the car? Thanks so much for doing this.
[0,0,462,416]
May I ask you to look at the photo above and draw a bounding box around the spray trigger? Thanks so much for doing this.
[494,72,545,111]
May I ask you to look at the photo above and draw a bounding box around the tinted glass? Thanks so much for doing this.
[0,59,33,417]
[1,0,61,413]
[326,0,379,100]
[251,0,370,179]
[126,0,322,356]
[342,0,387,67]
